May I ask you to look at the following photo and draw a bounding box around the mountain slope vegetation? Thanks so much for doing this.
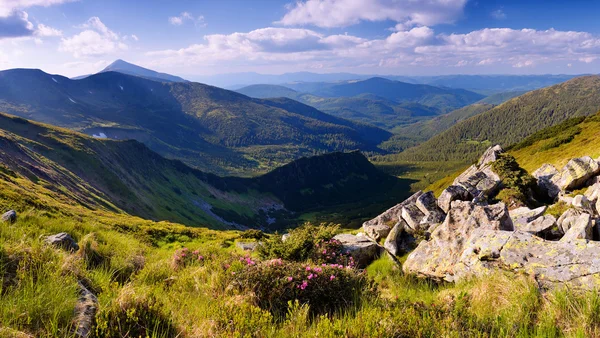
[0,69,388,175]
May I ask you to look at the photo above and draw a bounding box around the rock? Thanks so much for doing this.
[1,210,16,223]
[363,223,392,241]
[73,282,98,338]
[558,194,574,205]
[572,195,595,215]
[236,242,259,251]
[585,183,600,202]
[415,191,446,223]
[362,191,423,232]
[558,208,583,234]
[515,215,558,238]
[401,204,426,233]
[478,144,503,166]
[44,233,79,251]
[552,156,600,192]
[585,175,600,187]
[438,185,472,213]
[533,164,560,199]
[333,234,380,268]
[282,233,290,242]
[561,214,593,242]
[452,229,600,290]
[402,201,513,281]
[509,206,547,226]
[384,220,404,256]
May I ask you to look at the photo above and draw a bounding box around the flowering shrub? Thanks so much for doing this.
[171,247,205,269]
[233,260,372,317]
[309,238,355,267]
[257,223,339,262]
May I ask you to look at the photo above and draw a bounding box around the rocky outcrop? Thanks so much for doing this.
[533,164,560,199]
[44,233,79,251]
[515,215,558,238]
[453,146,503,197]
[333,234,380,268]
[416,191,445,224]
[402,201,513,281]
[438,185,471,213]
[560,214,593,242]
[383,219,417,256]
[401,203,426,232]
[362,191,423,240]
[557,208,583,234]
[73,282,98,338]
[509,206,547,226]
[363,224,391,241]
[1,210,16,223]
[552,156,600,192]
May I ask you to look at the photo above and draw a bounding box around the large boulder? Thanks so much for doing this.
[572,195,595,215]
[453,145,503,198]
[415,191,445,224]
[560,214,593,242]
[438,185,472,213]
[515,215,558,238]
[401,204,426,233]
[557,208,583,234]
[362,191,423,238]
[552,156,600,192]
[585,183,600,202]
[44,232,79,252]
[402,201,513,281]
[1,210,16,223]
[509,206,547,226]
[454,229,600,290]
[363,224,391,241]
[383,220,416,256]
[333,234,380,268]
[533,164,560,199]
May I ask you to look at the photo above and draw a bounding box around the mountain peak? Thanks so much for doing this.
[100,59,187,83]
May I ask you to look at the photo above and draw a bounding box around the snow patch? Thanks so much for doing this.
[92,133,107,139]
[51,77,58,83]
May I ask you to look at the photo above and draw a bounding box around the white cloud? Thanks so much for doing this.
[491,9,506,20]
[579,56,596,63]
[131,34,139,41]
[0,10,34,38]
[277,0,467,28]
[513,60,534,68]
[60,17,127,57]
[36,23,62,37]
[169,12,206,27]
[0,0,76,16]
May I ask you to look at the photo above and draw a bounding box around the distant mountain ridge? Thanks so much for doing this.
[100,59,188,82]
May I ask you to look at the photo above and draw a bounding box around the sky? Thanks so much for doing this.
[1,0,600,78]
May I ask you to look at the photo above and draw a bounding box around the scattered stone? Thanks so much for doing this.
[561,214,593,242]
[558,208,583,234]
[402,201,512,281]
[333,234,380,268]
[509,206,547,226]
[533,164,560,199]
[572,195,595,215]
[362,191,423,232]
[73,282,98,338]
[415,191,445,223]
[1,210,17,223]
[236,242,259,251]
[515,215,558,238]
[552,156,600,192]
[438,185,472,213]
[453,145,503,198]
[585,183,600,202]
[401,204,426,233]
[44,233,79,251]
[363,223,392,241]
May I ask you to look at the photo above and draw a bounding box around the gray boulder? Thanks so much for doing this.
[454,229,600,290]
[236,242,259,251]
[362,191,423,233]
[401,204,426,233]
[478,144,504,166]
[558,208,583,234]
[585,183,600,202]
[415,191,445,224]
[333,234,380,268]
[363,223,391,241]
[572,195,595,215]
[533,164,560,199]
[383,220,416,256]
[402,201,513,281]
[560,214,593,242]
[1,210,16,223]
[44,233,79,251]
[453,145,504,198]
[509,206,547,226]
[552,156,600,192]
[515,215,558,238]
[438,185,472,213]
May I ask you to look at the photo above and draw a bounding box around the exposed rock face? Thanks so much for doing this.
[454,229,600,290]
[515,215,557,237]
[453,145,503,197]
[402,201,513,281]
[558,208,583,234]
[552,156,600,192]
[44,233,79,251]
[362,191,423,236]
[533,164,560,199]
[585,183,600,202]
[1,210,16,223]
[509,206,547,226]
[560,214,593,242]
[438,185,471,213]
[364,223,392,241]
[333,234,380,268]
[572,195,595,215]
[401,204,426,233]
[416,191,445,224]
[73,282,98,338]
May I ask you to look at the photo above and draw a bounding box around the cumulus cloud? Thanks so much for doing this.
[278,0,467,28]
[491,9,506,20]
[36,23,62,37]
[60,17,127,57]
[0,0,76,16]
[169,12,206,27]
[146,25,600,73]
[0,10,33,38]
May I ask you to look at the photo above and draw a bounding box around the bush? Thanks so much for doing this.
[171,247,206,270]
[257,223,339,262]
[491,154,537,206]
[234,259,372,318]
[239,229,267,240]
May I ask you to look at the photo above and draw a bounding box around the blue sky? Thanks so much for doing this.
[1,0,600,78]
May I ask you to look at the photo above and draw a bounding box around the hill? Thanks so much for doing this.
[0,69,389,175]
[396,76,600,163]
[236,84,300,99]
[100,59,187,82]
[476,91,527,105]
[315,77,484,113]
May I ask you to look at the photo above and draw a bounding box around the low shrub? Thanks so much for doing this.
[491,154,537,206]
[257,223,339,262]
[234,259,372,318]
[171,247,206,270]
[239,229,267,240]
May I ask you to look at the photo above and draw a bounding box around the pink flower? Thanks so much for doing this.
[193,250,199,255]
[198,255,204,260]
[323,249,327,254]
[308,273,314,280]
[314,267,322,273]
[299,281,308,290]
[330,275,336,281]
[306,266,311,271]
[287,277,293,282]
